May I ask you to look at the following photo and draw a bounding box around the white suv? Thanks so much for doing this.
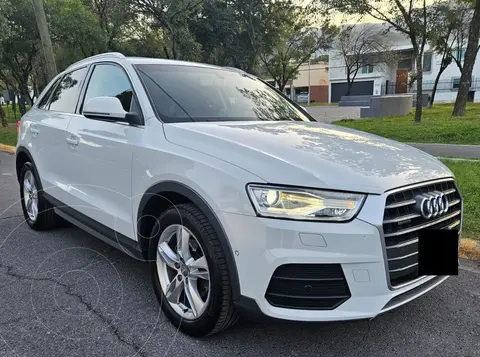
[15,53,462,337]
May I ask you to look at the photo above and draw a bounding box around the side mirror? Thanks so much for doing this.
[83,96,127,121]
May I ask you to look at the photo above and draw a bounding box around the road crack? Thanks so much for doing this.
[0,262,147,357]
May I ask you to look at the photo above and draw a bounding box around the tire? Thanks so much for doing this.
[149,203,238,337]
[19,162,59,230]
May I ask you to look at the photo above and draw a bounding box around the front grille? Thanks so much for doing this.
[382,180,462,287]
[265,264,351,310]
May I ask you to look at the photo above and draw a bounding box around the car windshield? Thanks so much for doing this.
[134,64,313,123]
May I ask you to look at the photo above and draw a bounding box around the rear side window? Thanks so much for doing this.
[38,78,60,109]
[49,67,88,113]
[82,64,133,112]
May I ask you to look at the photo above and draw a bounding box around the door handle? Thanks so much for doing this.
[66,135,79,147]
[30,125,39,136]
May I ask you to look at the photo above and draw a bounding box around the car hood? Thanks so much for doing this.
[163,121,453,194]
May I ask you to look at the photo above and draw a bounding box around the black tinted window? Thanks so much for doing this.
[135,64,312,123]
[38,78,60,109]
[83,64,133,112]
[49,67,88,113]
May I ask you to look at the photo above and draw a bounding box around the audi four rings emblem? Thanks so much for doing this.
[415,192,449,219]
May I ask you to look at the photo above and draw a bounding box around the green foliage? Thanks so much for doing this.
[0,0,337,105]
[0,0,41,106]
[46,0,107,71]
[428,2,472,72]
[312,54,329,63]
[258,2,337,90]
[441,159,480,240]
[133,0,203,61]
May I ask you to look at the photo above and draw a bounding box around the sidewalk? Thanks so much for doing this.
[409,143,480,159]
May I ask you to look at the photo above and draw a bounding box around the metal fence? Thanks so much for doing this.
[381,79,480,95]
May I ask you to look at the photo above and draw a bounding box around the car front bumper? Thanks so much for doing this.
[215,208,449,322]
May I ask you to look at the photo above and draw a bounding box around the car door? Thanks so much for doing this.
[63,62,143,240]
[31,67,89,203]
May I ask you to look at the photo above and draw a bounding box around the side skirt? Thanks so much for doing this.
[44,193,145,261]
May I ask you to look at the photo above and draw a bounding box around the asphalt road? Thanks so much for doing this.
[408,143,480,159]
[0,151,479,357]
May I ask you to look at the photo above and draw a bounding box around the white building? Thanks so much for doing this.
[328,23,480,103]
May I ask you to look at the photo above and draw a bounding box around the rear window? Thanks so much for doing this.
[134,64,312,123]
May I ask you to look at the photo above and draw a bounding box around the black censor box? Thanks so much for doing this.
[418,229,459,276]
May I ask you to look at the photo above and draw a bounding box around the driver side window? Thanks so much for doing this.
[82,64,134,113]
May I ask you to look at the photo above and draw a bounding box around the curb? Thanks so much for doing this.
[459,238,480,261]
[0,144,15,154]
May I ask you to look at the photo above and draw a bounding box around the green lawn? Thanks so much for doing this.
[441,159,480,240]
[1,104,29,123]
[0,125,17,147]
[336,103,480,145]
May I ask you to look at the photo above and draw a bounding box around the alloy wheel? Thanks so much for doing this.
[23,170,39,222]
[156,224,211,320]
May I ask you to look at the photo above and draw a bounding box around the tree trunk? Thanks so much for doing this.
[428,66,447,107]
[452,0,480,116]
[346,72,352,96]
[32,0,57,81]
[18,98,27,117]
[0,105,6,128]
[11,94,17,120]
[414,54,423,122]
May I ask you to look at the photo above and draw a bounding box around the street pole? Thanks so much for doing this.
[32,0,57,81]
[307,57,311,105]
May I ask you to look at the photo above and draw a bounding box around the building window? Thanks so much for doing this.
[361,65,374,74]
[455,48,466,60]
[453,77,461,89]
[398,58,413,70]
[423,53,432,72]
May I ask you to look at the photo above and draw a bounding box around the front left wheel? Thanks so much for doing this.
[149,203,238,337]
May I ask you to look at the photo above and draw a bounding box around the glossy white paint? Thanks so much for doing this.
[83,96,127,120]
[17,53,459,322]
[21,109,74,203]
[216,208,449,320]
[163,121,453,194]
[63,117,143,238]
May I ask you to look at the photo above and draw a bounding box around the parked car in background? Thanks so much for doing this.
[16,53,462,337]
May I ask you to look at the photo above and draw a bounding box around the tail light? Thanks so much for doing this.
[16,121,20,133]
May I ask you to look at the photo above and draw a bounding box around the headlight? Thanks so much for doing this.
[247,184,366,221]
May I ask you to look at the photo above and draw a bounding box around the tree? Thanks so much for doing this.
[427,2,471,106]
[46,0,107,71]
[193,0,296,73]
[133,0,203,60]
[86,0,137,51]
[452,0,480,116]
[333,24,395,96]
[313,53,329,63]
[258,3,337,91]
[320,0,430,122]
[0,0,41,114]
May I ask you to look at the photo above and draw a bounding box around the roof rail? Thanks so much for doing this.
[66,52,126,70]
[223,66,246,73]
